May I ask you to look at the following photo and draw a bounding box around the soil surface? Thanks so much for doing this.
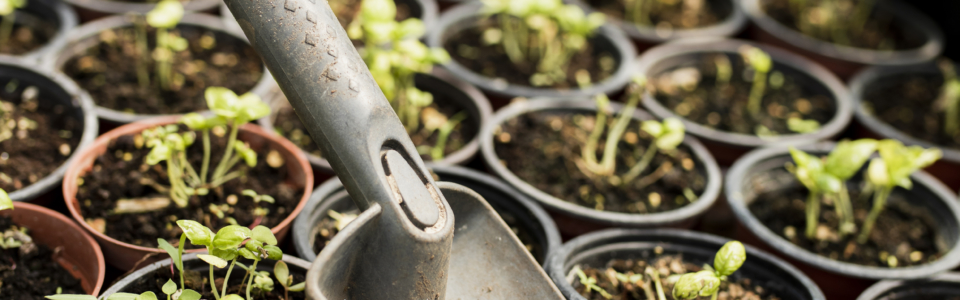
[862,74,960,149]
[311,207,358,255]
[76,125,303,248]
[750,184,942,268]
[494,110,708,214]
[329,0,412,31]
[762,0,925,50]
[653,53,834,136]
[587,0,731,30]
[123,262,306,300]
[0,216,85,300]
[0,13,56,55]
[0,85,83,193]
[576,254,780,299]
[444,15,617,89]
[62,24,263,115]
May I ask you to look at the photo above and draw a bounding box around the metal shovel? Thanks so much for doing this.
[222,0,565,299]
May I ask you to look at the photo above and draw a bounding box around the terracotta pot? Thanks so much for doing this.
[62,116,314,270]
[0,202,105,295]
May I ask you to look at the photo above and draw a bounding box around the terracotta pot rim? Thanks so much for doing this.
[62,116,313,256]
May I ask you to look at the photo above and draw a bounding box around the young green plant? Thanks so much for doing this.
[574,265,613,299]
[0,188,11,211]
[579,77,647,178]
[0,0,25,48]
[860,140,941,244]
[739,46,772,118]
[936,58,960,137]
[672,241,746,300]
[145,0,187,90]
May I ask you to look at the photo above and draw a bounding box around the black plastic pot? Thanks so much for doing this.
[219,0,438,38]
[4,0,77,62]
[480,98,722,237]
[99,252,311,298]
[545,228,826,300]
[0,56,98,203]
[636,39,853,166]
[564,0,746,50]
[857,272,960,300]
[725,142,960,299]
[292,164,561,265]
[64,0,220,23]
[41,13,276,126]
[741,0,943,79]
[849,62,960,192]
[260,68,491,171]
[425,3,637,102]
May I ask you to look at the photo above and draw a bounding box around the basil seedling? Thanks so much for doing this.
[144,0,187,90]
[673,241,746,300]
[738,46,771,118]
[936,59,960,137]
[0,188,11,211]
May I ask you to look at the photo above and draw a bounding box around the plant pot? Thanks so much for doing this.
[1,0,77,62]
[0,202,105,296]
[564,0,747,51]
[62,116,313,270]
[636,39,853,166]
[425,3,637,104]
[220,0,437,38]
[725,142,960,299]
[99,252,311,298]
[545,228,825,300]
[291,164,561,265]
[849,62,960,191]
[63,0,220,23]
[480,98,722,238]
[42,13,277,127]
[0,56,98,203]
[857,272,960,300]
[741,0,943,79]
[259,68,491,171]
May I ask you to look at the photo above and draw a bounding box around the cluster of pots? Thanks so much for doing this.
[3,0,960,299]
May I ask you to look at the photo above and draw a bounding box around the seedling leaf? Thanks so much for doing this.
[178,289,201,300]
[176,220,213,246]
[289,282,306,292]
[44,296,99,300]
[156,238,182,272]
[135,292,158,300]
[275,261,290,287]
[713,241,746,277]
[106,293,139,300]
[252,225,277,245]
[213,225,251,250]
[162,279,177,295]
[0,188,11,211]
[198,254,228,268]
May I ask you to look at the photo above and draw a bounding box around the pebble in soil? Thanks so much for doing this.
[122,261,306,300]
[0,83,83,193]
[761,0,925,50]
[586,0,733,30]
[494,110,708,214]
[575,252,781,300]
[76,125,303,248]
[62,24,263,115]
[0,12,56,55]
[0,216,85,300]
[653,53,835,137]
[862,73,960,149]
[444,15,617,89]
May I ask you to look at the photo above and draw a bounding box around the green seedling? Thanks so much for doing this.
[0,0,25,49]
[574,265,613,299]
[243,189,274,217]
[788,117,821,134]
[177,220,283,300]
[936,59,960,137]
[788,139,877,239]
[481,0,605,87]
[145,0,187,90]
[0,188,11,211]
[328,210,357,231]
[580,77,647,178]
[787,0,881,48]
[739,46,772,118]
[274,261,305,300]
[621,117,685,184]
[672,241,746,300]
[859,140,940,244]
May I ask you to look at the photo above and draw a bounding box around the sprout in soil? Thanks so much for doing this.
[328,210,358,231]
[859,140,941,244]
[573,265,613,299]
[347,0,463,160]
[139,0,189,90]
[480,0,605,87]
[242,189,274,218]
[0,188,11,211]
[787,139,877,239]
[787,117,821,134]
[936,58,960,137]
[0,0,25,47]
[786,0,884,48]
[672,241,746,300]
[738,45,771,118]
[0,85,40,144]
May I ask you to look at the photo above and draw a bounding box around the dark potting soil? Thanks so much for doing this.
[575,254,780,300]
[761,0,925,50]
[311,207,358,255]
[0,13,56,55]
[76,125,303,248]
[444,15,617,89]
[0,216,85,300]
[0,88,83,193]
[62,25,263,115]
[329,0,411,31]
[750,184,942,268]
[862,74,960,149]
[494,110,708,214]
[123,261,306,300]
[653,53,834,136]
[586,0,731,30]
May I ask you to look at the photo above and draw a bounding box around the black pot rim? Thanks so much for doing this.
[291,164,562,264]
[856,272,960,300]
[849,63,960,164]
[741,0,943,65]
[425,2,638,99]
[636,38,854,148]
[99,252,311,298]
[14,0,78,62]
[219,0,439,38]
[63,0,220,16]
[480,98,722,227]
[564,0,747,43]
[0,55,98,202]
[545,228,826,300]
[259,67,491,169]
[725,141,960,280]
[41,13,278,125]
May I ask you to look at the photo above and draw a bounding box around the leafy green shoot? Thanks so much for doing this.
[936,58,960,137]
[0,188,11,211]
[146,0,186,90]
[859,140,940,244]
[672,241,746,300]
[739,46,772,118]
